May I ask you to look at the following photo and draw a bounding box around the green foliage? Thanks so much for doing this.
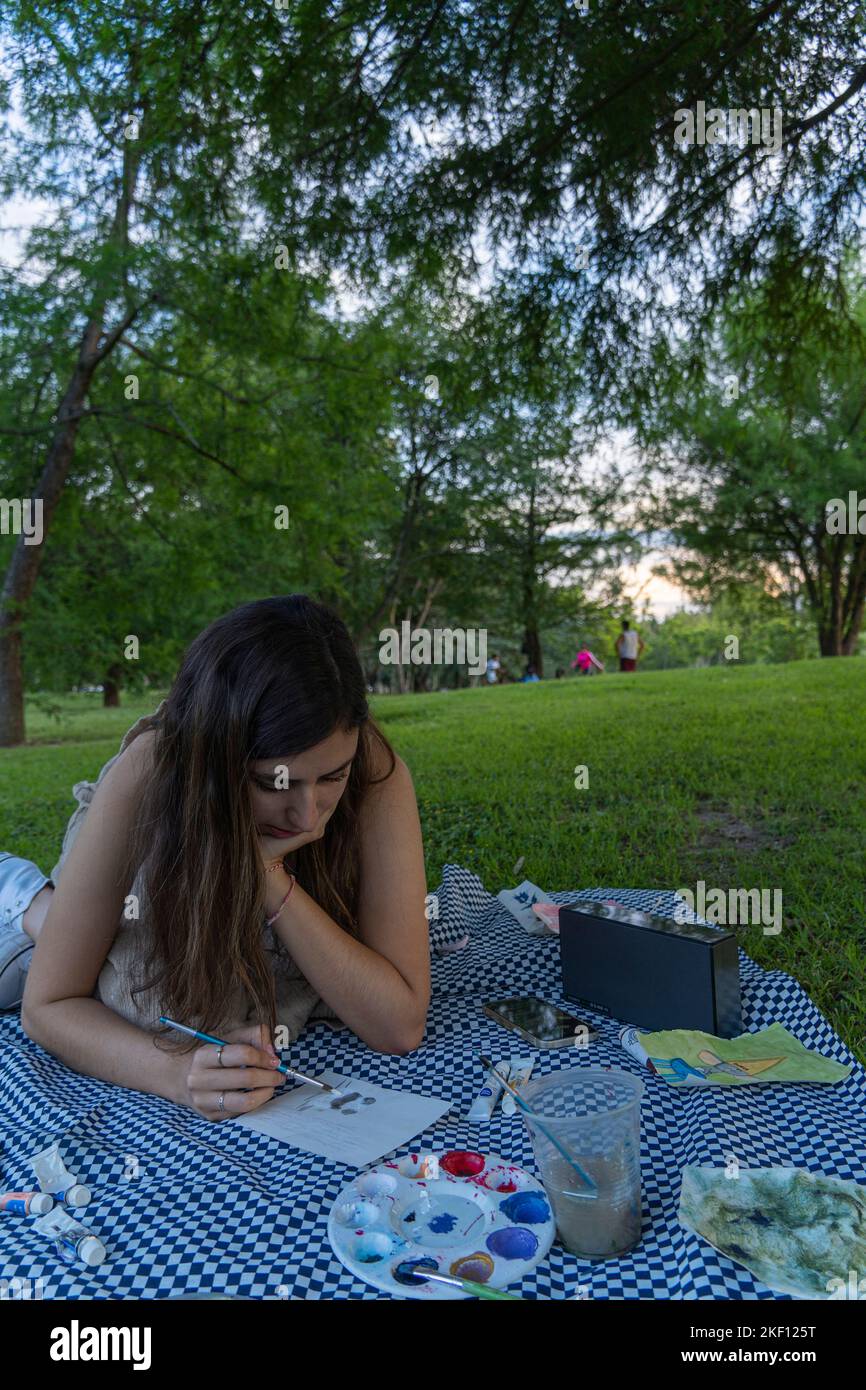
[639,589,819,669]
[3,0,866,714]
[642,277,866,654]
[4,660,864,1063]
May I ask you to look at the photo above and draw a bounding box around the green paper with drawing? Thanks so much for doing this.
[620,1021,850,1086]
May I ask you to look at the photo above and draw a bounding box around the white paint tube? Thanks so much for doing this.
[33,1206,106,1267]
[467,1059,511,1121]
[0,1190,54,1215]
[57,1184,91,1207]
[30,1141,90,1208]
[501,1056,535,1115]
[31,1141,79,1199]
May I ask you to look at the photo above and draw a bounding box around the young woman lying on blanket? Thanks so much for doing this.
[0,595,430,1121]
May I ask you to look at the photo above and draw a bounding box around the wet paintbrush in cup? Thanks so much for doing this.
[479,1055,597,1196]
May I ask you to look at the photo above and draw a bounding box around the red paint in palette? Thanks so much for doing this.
[440,1150,486,1178]
[494,1165,523,1193]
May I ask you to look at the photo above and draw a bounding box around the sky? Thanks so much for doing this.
[618,555,691,619]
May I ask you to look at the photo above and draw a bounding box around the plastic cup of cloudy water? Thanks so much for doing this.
[519,1069,644,1260]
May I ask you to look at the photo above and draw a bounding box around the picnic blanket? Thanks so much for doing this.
[1,868,864,1300]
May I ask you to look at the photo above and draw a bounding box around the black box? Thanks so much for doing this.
[559,899,742,1037]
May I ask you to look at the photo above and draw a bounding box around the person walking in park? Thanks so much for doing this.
[616,618,645,672]
[0,595,430,1119]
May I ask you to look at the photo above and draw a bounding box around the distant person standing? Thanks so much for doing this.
[486,653,502,685]
[616,619,645,672]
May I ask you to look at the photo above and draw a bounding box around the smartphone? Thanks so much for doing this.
[483,995,599,1049]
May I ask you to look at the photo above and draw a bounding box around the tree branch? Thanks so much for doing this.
[84,407,244,478]
[89,296,158,368]
[118,338,289,406]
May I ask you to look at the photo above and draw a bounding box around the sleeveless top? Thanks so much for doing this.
[49,700,346,1043]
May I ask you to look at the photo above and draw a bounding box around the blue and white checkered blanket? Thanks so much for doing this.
[1,868,864,1300]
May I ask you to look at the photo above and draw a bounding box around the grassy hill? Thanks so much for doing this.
[2,657,864,1063]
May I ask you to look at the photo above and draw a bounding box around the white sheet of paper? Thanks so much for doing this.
[232,1071,451,1168]
[497,879,554,934]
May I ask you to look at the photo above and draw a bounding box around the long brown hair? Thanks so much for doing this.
[122,594,395,1049]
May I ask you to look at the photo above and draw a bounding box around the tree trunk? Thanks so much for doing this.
[0,620,26,747]
[841,535,866,654]
[103,663,124,707]
[521,472,543,676]
[841,603,865,655]
[0,319,104,745]
[0,136,144,745]
[523,624,543,675]
[356,464,426,648]
[817,625,841,656]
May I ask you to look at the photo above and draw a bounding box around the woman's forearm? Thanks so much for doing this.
[270,877,426,1053]
[21,996,184,1103]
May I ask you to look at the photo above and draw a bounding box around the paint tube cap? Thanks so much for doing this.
[63,1185,91,1208]
[78,1235,106,1267]
[29,1192,55,1215]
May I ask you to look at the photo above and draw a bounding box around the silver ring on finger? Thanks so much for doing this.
[217,1044,226,1067]
[218,1091,225,1114]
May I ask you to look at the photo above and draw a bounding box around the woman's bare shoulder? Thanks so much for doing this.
[103,725,158,797]
[365,733,411,787]
[360,749,416,834]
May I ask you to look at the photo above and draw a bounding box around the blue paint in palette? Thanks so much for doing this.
[327,1151,556,1299]
[394,1256,438,1287]
[499,1191,551,1225]
[428,1212,458,1234]
[487,1227,539,1261]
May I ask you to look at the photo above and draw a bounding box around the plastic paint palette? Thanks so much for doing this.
[327,1150,555,1299]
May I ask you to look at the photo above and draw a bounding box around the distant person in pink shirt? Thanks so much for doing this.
[571,646,605,675]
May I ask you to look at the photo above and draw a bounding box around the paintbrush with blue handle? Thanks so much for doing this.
[160,1017,342,1094]
[479,1054,597,1196]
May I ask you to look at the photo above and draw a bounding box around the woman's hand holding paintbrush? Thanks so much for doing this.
[171,1022,288,1122]
[163,1017,342,1122]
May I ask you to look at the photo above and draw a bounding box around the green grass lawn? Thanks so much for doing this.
[2,658,864,1064]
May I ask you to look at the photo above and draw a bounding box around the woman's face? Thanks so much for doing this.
[248,725,360,845]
